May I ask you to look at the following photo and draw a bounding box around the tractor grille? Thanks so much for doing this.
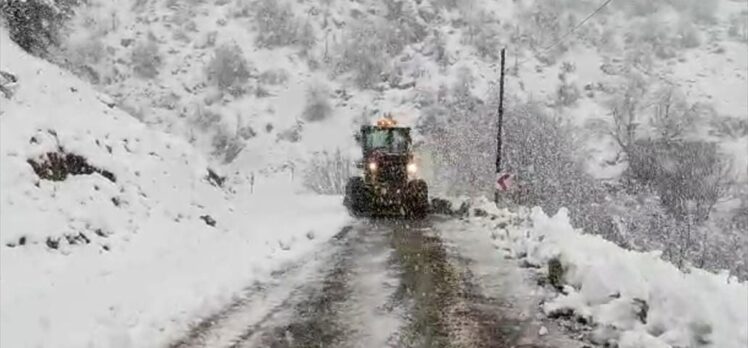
[377,158,407,183]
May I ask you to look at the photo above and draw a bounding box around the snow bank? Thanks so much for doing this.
[473,201,747,348]
[0,28,348,348]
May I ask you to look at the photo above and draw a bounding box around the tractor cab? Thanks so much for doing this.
[345,116,429,218]
[356,119,417,184]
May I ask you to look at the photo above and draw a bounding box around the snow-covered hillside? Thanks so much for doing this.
[1,0,746,346]
[0,27,348,348]
[52,0,747,178]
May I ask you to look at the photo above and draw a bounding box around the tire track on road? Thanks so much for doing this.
[168,226,355,348]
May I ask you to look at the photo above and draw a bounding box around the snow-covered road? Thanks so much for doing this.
[168,217,583,348]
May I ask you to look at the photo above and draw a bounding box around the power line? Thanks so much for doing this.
[541,0,615,54]
[516,0,615,66]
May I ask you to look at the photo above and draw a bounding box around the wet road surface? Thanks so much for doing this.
[169,217,580,348]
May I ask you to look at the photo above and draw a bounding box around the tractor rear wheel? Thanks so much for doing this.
[344,177,370,217]
[406,179,429,219]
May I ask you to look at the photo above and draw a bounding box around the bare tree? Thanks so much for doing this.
[606,73,648,155]
[650,86,696,142]
[303,149,352,194]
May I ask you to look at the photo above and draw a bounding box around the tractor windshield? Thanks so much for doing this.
[366,128,410,153]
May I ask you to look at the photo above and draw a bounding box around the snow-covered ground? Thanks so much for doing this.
[465,199,748,348]
[1,0,746,346]
[0,28,348,348]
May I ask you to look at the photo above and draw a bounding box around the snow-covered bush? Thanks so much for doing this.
[302,149,352,195]
[424,29,450,68]
[131,39,162,79]
[296,20,316,55]
[677,20,701,49]
[617,0,662,17]
[626,139,730,223]
[0,0,80,56]
[675,0,719,24]
[258,68,289,86]
[56,33,107,84]
[556,62,580,107]
[423,85,603,221]
[463,12,502,61]
[338,19,390,88]
[301,82,332,122]
[430,0,459,11]
[205,43,252,95]
[502,103,605,225]
[277,120,303,143]
[211,131,244,164]
[517,3,579,62]
[383,0,427,51]
[728,12,748,42]
[253,0,314,50]
[254,0,293,47]
[633,17,677,59]
[601,72,650,152]
[649,86,697,141]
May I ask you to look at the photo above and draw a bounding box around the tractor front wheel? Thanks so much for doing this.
[406,179,429,219]
[344,177,370,217]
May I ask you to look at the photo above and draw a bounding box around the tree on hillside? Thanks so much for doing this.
[1,0,81,56]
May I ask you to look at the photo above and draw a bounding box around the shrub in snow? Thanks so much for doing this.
[301,82,332,122]
[678,0,718,25]
[211,131,244,164]
[205,43,252,95]
[471,25,503,61]
[430,0,458,11]
[337,6,421,88]
[517,2,577,61]
[64,41,107,84]
[676,20,701,49]
[131,39,162,79]
[277,120,303,143]
[556,62,580,107]
[626,139,730,224]
[338,20,388,88]
[296,20,316,55]
[302,149,352,195]
[253,0,314,50]
[649,87,697,142]
[600,72,649,152]
[461,10,501,61]
[0,0,79,57]
[593,80,742,277]
[633,18,677,60]
[709,116,748,139]
[258,69,289,86]
[617,0,661,17]
[728,13,748,42]
[424,29,450,68]
[383,0,427,51]
[191,105,222,131]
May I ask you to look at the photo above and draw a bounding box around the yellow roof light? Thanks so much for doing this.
[376,117,398,128]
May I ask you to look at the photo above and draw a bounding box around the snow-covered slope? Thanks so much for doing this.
[469,200,748,348]
[56,0,747,184]
[0,27,348,348]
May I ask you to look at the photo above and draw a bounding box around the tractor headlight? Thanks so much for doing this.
[407,162,418,174]
[368,161,378,171]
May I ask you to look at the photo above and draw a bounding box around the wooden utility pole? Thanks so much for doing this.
[495,48,506,203]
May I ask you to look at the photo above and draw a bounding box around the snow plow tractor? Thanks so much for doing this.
[344,117,429,218]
